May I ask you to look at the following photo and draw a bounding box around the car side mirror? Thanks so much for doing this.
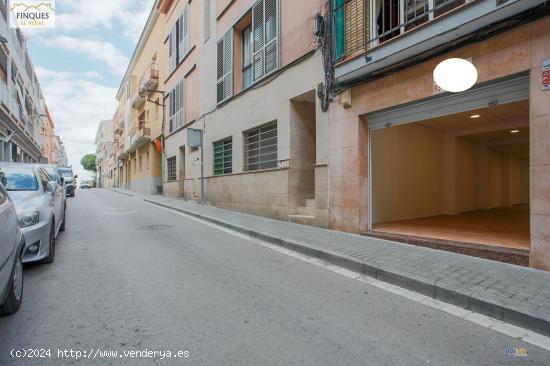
[46,181,58,194]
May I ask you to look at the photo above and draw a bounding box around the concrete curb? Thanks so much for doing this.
[110,190,550,337]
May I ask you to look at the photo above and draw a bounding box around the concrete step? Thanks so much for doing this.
[288,214,315,226]
[296,206,315,216]
[305,199,316,208]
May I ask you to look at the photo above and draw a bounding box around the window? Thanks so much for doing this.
[252,0,279,82]
[217,30,233,103]
[242,26,252,89]
[169,25,177,73]
[244,121,277,171]
[168,6,189,74]
[169,78,185,132]
[126,80,131,100]
[179,6,189,59]
[167,156,177,181]
[139,155,143,172]
[38,169,50,192]
[204,0,211,41]
[213,137,232,175]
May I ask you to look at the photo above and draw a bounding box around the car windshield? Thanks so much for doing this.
[59,168,73,178]
[2,166,38,191]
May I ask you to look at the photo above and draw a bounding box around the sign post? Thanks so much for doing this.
[187,128,205,203]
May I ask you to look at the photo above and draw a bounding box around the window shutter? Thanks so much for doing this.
[216,30,233,104]
[179,7,189,61]
[252,0,264,81]
[179,78,186,127]
[252,0,278,82]
[263,0,278,75]
[333,0,345,62]
[169,27,177,73]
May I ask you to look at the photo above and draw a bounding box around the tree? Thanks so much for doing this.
[80,153,97,173]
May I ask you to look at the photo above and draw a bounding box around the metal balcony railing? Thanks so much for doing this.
[334,0,468,61]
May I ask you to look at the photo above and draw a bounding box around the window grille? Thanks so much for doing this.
[167,156,177,181]
[244,122,277,171]
[213,137,232,175]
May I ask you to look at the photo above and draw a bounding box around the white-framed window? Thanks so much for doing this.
[168,6,190,75]
[216,30,233,104]
[243,121,277,171]
[179,6,189,60]
[169,78,185,133]
[242,26,252,89]
[252,0,279,82]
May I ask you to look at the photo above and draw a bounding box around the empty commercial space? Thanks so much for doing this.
[367,76,530,263]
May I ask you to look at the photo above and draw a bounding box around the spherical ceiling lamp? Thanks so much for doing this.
[433,58,478,93]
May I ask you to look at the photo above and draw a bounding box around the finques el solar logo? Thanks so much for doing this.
[9,1,55,28]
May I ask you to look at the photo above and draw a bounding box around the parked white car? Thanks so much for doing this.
[0,169,25,315]
[0,163,66,263]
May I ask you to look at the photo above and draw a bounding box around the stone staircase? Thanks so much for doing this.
[288,198,315,226]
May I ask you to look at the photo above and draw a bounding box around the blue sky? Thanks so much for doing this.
[23,0,156,179]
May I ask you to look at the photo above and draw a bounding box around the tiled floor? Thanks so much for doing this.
[372,205,530,251]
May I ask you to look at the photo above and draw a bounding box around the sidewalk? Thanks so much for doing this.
[110,188,550,336]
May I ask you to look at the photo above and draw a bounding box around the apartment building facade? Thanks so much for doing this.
[95,120,114,188]
[113,6,165,195]
[0,2,52,164]
[42,107,55,163]
[158,0,329,224]
[326,0,550,269]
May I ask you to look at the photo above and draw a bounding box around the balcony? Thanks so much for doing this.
[127,122,151,153]
[333,0,546,82]
[115,117,124,134]
[132,87,145,110]
[139,62,159,95]
[132,63,159,110]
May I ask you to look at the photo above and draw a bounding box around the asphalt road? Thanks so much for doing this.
[0,189,548,365]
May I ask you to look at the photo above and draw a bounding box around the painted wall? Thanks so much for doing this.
[327,16,550,251]
[372,123,445,223]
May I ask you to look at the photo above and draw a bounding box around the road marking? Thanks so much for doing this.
[118,193,550,351]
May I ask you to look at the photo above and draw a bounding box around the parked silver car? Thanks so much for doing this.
[40,164,67,229]
[0,163,66,263]
[0,170,25,315]
[59,167,76,197]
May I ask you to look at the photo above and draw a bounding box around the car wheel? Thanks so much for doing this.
[0,254,23,316]
[41,221,56,264]
[60,205,66,232]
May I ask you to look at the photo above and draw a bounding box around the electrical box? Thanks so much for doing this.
[187,128,203,148]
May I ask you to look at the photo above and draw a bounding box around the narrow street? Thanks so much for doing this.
[0,189,548,365]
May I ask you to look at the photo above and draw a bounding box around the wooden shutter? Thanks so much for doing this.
[216,30,233,104]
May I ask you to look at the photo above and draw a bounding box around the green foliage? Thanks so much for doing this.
[80,153,97,173]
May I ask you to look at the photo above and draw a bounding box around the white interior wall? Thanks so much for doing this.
[372,123,445,224]
[372,124,529,224]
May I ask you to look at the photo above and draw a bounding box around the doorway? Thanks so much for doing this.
[369,99,530,262]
